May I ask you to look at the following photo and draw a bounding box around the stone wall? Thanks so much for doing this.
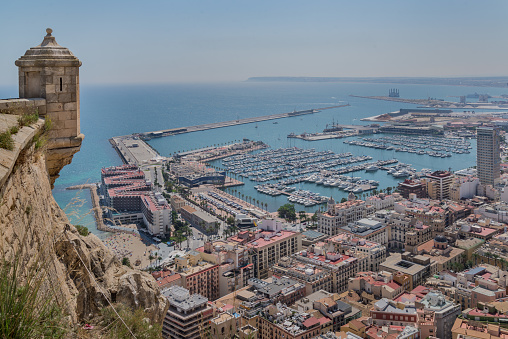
[0,98,82,186]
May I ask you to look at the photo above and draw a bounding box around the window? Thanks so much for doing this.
[60,77,63,91]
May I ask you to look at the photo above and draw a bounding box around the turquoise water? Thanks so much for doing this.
[1,82,506,235]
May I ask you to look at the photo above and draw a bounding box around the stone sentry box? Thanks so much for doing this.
[15,28,84,184]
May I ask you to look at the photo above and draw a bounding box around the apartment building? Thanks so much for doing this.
[161,286,213,339]
[228,219,302,279]
[340,218,390,246]
[174,251,220,301]
[327,233,386,272]
[424,170,453,200]
[318,197,375,236]
[270,243,358,294]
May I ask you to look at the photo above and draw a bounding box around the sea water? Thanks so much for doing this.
[1,82,506,236]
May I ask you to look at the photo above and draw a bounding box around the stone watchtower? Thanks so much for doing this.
[15,28,83,184]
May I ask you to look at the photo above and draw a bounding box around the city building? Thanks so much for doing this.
[248,277,306,306]
[404,221,433,254]
[449,175,480,201]
[171,161,225,187]
[371,298,418,327]
[209,312,238,338]
[474,234,508,270]
[416,290,461,339]
[101,164,171,235]
[452,318,508,339]
[312,296,362,332]
[365,193,397,210]
[424,171,453,200]
[161,286,213,339]
[327,233,386,272]
[197,240,254,297]
[348,271,404,300]
[318,197,375,236]
[170,194,186,212]
[477,127,501,186]
[228,219,302,279]
[270,243,358,294]
[380,253,432,290]
[173,250,220,301]
[416,236,465,273]
[398,179,427,199]
[340,218,389,246]
[179,205,217,232]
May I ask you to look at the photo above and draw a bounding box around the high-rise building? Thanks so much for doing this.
[477,127,501,186]
[425,171,453,200]
[161,286,213,339]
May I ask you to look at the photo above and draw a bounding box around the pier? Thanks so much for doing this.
[137,104,350,139]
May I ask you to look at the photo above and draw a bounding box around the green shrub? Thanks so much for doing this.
[122,257,131,267]
[0,130,14,150]
[34,134,47,150]
[9,125,19,134]
[18,113,39,127]
[75,224,89,236]
[44,117,52,132]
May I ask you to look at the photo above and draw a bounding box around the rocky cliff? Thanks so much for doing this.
[0,117,168,324]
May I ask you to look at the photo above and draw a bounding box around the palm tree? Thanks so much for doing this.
[149,254,154,267]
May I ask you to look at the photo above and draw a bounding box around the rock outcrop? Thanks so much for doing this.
[0,125,167,324]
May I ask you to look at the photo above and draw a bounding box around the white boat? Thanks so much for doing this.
[365,165,378,172]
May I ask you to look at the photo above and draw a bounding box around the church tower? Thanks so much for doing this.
[15,28,83,184]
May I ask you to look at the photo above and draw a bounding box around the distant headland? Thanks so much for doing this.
[246,76,508,88]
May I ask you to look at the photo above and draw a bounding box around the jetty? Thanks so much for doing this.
[66,183,116,232]
[135,104,350,139]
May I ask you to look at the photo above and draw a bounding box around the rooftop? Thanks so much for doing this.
[163,286,208,312]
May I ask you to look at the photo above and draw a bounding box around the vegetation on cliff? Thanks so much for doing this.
[0,250,67,338]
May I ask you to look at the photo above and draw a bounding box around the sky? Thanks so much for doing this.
[1,0,508,85]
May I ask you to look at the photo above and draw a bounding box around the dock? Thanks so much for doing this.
[136,104,350,139]
[287,124,377,141]
[109,137,163,165]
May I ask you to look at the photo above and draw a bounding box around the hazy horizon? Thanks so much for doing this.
[2,0,508,86]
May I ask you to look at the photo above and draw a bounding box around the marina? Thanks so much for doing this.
[344,134,472,158]
[218,147,401,206]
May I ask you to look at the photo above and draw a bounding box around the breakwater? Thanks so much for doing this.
[136,105,350,139]
[66,183,115,232]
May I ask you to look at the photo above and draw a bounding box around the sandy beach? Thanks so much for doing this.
[102,232,160,268]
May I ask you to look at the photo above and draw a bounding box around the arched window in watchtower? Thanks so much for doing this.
[60,77,63,91]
